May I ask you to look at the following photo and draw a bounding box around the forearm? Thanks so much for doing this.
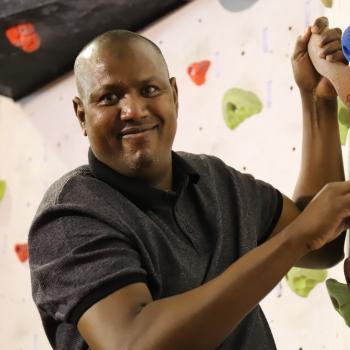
[292,91,345,267]
[127,229,307,350]
[293,90,344,202]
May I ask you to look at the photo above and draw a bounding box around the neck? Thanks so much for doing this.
[141,154,173,191]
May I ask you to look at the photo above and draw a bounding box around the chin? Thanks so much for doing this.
[126,150,156,172]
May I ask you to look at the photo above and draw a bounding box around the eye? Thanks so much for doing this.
[100,93,119,105]
[141,85,159,97]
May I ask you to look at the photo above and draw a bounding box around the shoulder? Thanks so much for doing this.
[32,165,113,223]
[176,151,278,203]
[176,151,232,173]
[175,151,250,184]
[36,166,91,207]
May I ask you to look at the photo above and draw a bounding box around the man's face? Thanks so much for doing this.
[75,39,178,179]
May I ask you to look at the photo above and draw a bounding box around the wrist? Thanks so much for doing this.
[314,95,338,110]
[281,223,313,258]
[299,88,337,106]
[298,88,314,99]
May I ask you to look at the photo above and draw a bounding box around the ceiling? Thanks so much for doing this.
[0,0,188,100]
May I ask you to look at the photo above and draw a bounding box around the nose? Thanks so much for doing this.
[120,93,147,121]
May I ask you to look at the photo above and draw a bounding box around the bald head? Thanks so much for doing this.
[74,30,169,102]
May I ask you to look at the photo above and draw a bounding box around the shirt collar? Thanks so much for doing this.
[88,148,199,208]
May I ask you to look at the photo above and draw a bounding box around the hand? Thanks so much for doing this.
[288,181,350,252]
[292,17,344,99]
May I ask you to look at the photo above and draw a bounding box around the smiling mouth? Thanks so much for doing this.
[119,125,158,138]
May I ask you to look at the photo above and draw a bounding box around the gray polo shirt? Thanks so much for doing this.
[29,149,282,350]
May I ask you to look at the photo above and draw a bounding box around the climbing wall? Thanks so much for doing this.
[1,0,350,349]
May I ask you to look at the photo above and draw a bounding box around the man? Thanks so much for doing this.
[29,17,350,350]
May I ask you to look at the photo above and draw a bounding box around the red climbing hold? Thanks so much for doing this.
[187,60,211,86]
[14,243,28,263]
[5,22,41,53]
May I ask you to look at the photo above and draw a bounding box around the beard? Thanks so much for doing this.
[124,148,158,174]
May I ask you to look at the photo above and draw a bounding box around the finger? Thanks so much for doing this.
[302,26,313,43]
[311,16,329,34]
[330,181,350,195]
[326,50,347,63]
[335,27,342,37]
[292,27,312,59]
[319,28,342,46]
[320,41,342,58]
[339,193,350,216]
[321,182,349,197]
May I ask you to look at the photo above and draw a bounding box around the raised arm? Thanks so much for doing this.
[280,17,347,268]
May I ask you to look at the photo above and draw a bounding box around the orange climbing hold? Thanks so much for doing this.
[187,60,211,86]
[5,22,41,53]
[14,243,28,263]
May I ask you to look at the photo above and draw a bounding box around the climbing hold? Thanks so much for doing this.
[219,0,259,12]
[338,97,350,144]
[285,267,327,297]
[344,257,350,287]
[320,0,333,8]
[5,22,41,53]
[187,60,211,86]
[222,88,262,130]
[14,243,28,263]
[342,26,350,63]
[326,278,350,327]
[0,180,6,201]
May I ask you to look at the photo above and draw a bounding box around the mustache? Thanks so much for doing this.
[119,119,158,137]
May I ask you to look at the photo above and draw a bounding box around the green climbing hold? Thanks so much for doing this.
[222,88,263,130]
[0,180,6,201]
[326,278,350,327]
[285,267,327,297]
[338,97,350,145]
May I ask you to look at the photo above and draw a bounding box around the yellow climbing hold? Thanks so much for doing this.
[321,0,333,8]
[338,97,350,145]
[222,88,262,130]
[285,267,327,297]
[0,180,6,201]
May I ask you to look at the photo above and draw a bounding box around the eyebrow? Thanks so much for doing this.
[89,84,118,97]
[88,76,163,101]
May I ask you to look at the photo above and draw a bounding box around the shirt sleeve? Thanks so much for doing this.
[29,204,148,326]
[233,171,283,245]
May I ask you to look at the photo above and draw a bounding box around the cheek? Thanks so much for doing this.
[163,110,177,145]
[159,97,178,125]
[87,109,118,134]
[86,110,121,149]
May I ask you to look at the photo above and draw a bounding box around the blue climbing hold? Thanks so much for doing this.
[342,26,350,63]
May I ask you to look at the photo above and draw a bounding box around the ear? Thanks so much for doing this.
[169,77,179,115]
[73,96,87,136]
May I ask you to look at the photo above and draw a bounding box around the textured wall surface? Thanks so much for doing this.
[1,0,350,349]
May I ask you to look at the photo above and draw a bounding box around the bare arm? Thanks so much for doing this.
[294,91,344,198]
[281,18,347,267]
[78,181,350,350]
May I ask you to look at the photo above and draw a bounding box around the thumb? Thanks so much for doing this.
[292,27,312,60]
